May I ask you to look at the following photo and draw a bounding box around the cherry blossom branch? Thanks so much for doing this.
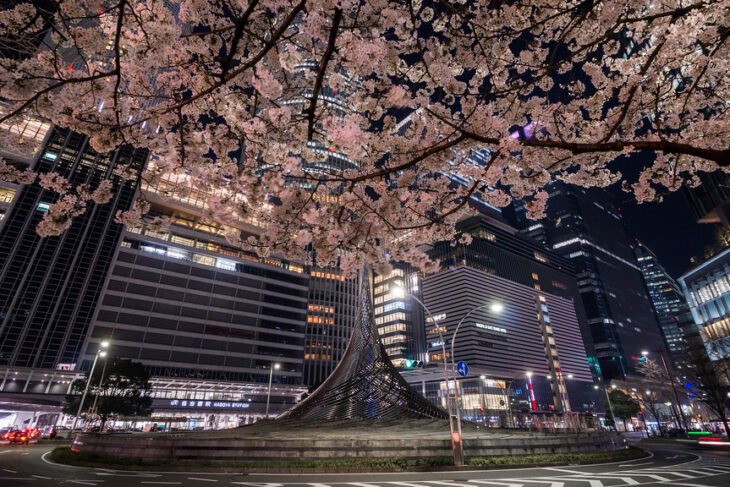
[305,7,342,140]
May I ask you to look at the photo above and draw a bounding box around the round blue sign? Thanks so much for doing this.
[456,361,469,377]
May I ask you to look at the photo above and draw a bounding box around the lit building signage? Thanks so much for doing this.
[168,400,251,409]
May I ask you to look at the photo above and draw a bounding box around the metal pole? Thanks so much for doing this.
[603,385,617,431]
[265,365,274,418]
[406,293,461,465]
[448,305,490,462]
[90,356,109,424]
[70,351,100,437]
[656,350,688,431]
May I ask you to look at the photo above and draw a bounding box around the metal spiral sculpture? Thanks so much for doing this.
[279,277,448,420]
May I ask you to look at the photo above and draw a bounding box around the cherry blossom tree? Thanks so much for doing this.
[0,0,728,273]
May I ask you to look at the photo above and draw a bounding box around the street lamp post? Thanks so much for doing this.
[392,287,462,465]
[70,341,109,437]
[641,350,688,431]
[595,382,617,431]
[448,302,503,457]
[90,349,111,426]
[265,362,281,418]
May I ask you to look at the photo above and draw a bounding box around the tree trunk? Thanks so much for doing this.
[99,415,107,433]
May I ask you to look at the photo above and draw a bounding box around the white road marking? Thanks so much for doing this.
[544,468,585,474]
[33,475,52,479]
[518,481,564,487]
[428,482,474,487]
[140,483,181,485]
[467,481,524,487]
[187,478,218,482]
[3,468,17,473]
[96,472,163,477]
[618,462,653,467]
[41,450,76,468]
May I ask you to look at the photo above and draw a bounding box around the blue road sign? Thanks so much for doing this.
[456,361,469,377]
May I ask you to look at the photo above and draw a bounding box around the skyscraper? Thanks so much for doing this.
[634,241,697,378]
[508,182,669,380]
[0,126,146,369]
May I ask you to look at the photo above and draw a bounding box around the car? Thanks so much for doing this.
[1,429,16,443]
[6,430,29,444]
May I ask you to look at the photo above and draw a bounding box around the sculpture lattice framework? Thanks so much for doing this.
[279,277,448,420]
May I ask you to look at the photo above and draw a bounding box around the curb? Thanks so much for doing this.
[48,447,647,473]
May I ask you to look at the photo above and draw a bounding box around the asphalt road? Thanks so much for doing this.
[0,440,729,486]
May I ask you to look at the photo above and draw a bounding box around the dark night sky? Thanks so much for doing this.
[605,154,719,279]
[611,188,717,278]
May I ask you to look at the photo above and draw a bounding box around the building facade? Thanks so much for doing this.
[0,126,146,369]
[418,265,598,417]
[509,182,668,380]
[679,247,730,363]
[634,242,697,377]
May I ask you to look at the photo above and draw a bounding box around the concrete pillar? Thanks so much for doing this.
[0,368,9,390]
[44,374,55,393]
[22,370,33,393]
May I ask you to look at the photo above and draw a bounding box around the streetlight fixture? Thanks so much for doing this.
[641,349,688,431]
[447,300,504,461]
[391,285,464,465]
[265,362,281,418]
[70,341,109,437]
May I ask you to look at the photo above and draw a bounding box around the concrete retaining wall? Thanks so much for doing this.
[72,431,626,461]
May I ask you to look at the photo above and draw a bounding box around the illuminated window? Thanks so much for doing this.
[215,259,236,271]
[0,187,16,203]
[193,254,215,266]
[170,234,194,247]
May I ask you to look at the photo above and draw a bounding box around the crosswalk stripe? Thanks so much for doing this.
[467,481,523,487]
[428,482,473,487]
[575,476,639,485]
[518,481,564,487]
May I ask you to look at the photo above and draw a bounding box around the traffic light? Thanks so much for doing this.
[403,360,424,369]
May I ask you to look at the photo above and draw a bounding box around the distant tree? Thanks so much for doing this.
[635,357,687,429]
[688,349,730,436]
[632,387,668,436]
[64,357,153,431]
[606,390,640,431]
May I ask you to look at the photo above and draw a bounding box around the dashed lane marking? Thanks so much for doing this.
[33,475,52,479]
[187,478,218,482]
[3,468,17,473]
